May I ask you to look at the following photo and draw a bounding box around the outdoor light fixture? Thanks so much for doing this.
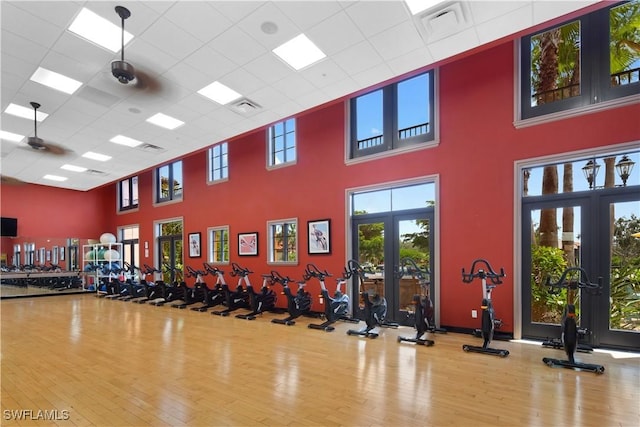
[615,155,635,187]
[582,159,600,189]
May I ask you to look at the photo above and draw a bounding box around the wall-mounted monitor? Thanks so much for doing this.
[0,217,18,237]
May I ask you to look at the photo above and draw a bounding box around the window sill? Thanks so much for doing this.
[345,139,439,166]
[514,94,640,129]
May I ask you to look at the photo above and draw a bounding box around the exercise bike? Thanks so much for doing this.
[541,267,604,374]
[270,271,313,326]
[397,258,442,346]
[345,260,397,339]
[305,263,359,332]
[461,259,509,357]
[172,266,208,309]
[210,265,250,316]
[230,263,277,320]
[190,263,225,312]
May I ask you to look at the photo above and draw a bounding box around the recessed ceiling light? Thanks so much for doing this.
[60,164,88,172]
[68,7,133,53]
[4,103,48,121]
[146,113,185,130]
[110,135,144,147]
[43,174,68,182]
[0,130,25,142]
[82,151,112,162]
[197,81,242,105]
[405,0,445,15]
[30,67,82,95]
[272,34,326,71]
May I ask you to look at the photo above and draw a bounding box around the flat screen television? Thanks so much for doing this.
[0,217,18,237]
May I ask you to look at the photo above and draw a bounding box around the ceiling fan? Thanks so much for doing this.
[110,6,160,93]
[24,102,69,156]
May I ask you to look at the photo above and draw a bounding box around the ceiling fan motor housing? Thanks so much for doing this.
[111,60,135,84]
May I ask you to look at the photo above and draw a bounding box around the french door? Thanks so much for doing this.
[522,189,640,350]
[352,209,434,325]
[157,220,183,284]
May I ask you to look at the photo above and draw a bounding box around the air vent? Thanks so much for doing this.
[230,98,261,115]
[139,143,165,152]
[415,2,471,43]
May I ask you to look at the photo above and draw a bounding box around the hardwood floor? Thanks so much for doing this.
[1,294,639,427]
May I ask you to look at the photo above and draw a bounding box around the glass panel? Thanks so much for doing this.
[530,20,581,107]
[172,161,183,198]
[286,223,297,262]
[158,165,170,199]
[529,206,582,324]
[161,239,172,283]
[357,222,385,306]
[398,219,431,313]
[523,152,640,196]
[609,1,640,87]
[397,73,429,139]
[609,200,640,332]
[121,180,130,208]
[353,189,391,214]
[131,177,138,205]
[392,183,436,210]
[286,147,296,162]
[355,89,384,150]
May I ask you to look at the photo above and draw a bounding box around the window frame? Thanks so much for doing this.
[349,70,436,159]
[208,225,230,264]
[267,118,297,169]
[118,176,139,212]
[267,218,298,265]
[519,1,640,121]
[207,142,229,184]
[155,160,183,204]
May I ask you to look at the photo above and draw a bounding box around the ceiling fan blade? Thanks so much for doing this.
[25,136,71,156]
[133,68,162,94]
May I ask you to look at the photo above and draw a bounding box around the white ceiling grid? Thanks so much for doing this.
[0,0,599,190]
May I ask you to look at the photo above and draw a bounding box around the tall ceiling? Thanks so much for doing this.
[1,0,600,191]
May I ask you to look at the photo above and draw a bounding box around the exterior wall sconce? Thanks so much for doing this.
[615,155,635,186]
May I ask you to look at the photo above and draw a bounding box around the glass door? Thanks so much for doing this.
[595,196,640,349]
[157,220,183,284]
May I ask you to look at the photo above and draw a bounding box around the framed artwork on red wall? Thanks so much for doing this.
[188,232,201,258]
[308,219,330,255]
[238,232,258,256]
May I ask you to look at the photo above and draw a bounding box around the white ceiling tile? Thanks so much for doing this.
[210,1,266,22]
[427,27,480,63]
[244,52,295,85]
[183,45,238,81]
[271,73,317,100]
[1,30,49,65]
[351,62,395,90]
[164,2,233,43]
[386,46,433,76]
[9,1,78,29]
[332,40,383,76]
[124,38,182,75]
[220,67,266,97]
[1,2,63,49]
[345,1,411,38]
[533,1,600,26]
[469,1,531,25]
[300,59,348,89]
[276,1,343,30]
[475,5,534,45]
[235,2,300,50]
[208,26,268,66]
[307,11,364,57]
[162,62,211,92]
[138,17,201,61]
[368,20,425,61]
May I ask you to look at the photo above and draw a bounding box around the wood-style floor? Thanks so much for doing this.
[1,294,639,427]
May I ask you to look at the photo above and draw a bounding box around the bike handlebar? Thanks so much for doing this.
[203,262,224,275]
[230,262,253,277]
[461,258,505,284]
[303,263,332,281]
[544,267,602,294]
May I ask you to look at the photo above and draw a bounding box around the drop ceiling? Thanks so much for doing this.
[0,0,601,191]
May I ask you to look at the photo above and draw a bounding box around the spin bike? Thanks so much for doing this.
[211,264,250,317]
[345,260,397,339]
[461,259,509,357]
[270,271,313,326]
[397,257,444,346]
[305,263,359,332]
[191,263,226,312]
[230,263,277,320]
[541,267,604,374]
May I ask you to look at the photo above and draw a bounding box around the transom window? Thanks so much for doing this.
[156,161,183,203]
[208,142,228,183]
[350,71,435,158]
[268,118,296,167]
[267,218,297,264]
[351,182,436,214]
[520,0,639,119]
[208,226,229,264]
[118,176,138,211]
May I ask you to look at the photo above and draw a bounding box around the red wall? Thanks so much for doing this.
[3,38,638,332]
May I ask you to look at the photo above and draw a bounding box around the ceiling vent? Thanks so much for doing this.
[139,143,165,152]
[229,98,261,116]
[414,2,471,43]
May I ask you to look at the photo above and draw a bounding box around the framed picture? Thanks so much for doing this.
[308,219,331,254]
[188,232,201,258]
[238,232,258,256]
